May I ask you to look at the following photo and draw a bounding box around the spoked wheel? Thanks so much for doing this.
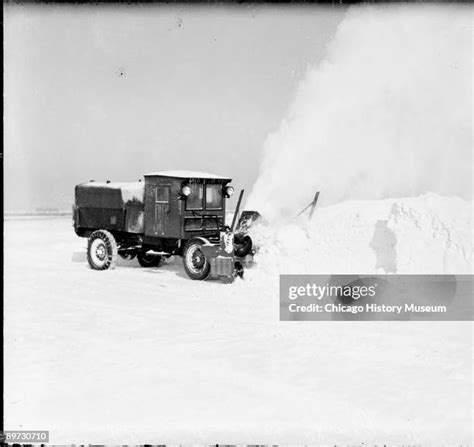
[87,230,118,270]
[137,252,162,268]
[183,238,210,280]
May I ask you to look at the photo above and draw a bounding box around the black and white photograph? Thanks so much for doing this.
[3,0,473,444]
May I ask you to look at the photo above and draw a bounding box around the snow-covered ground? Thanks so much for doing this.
[4,211,473,443]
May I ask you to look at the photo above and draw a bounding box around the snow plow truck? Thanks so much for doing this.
[73,171,259,281]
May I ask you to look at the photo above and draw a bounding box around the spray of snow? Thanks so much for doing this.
[247,5,472,222]
[244,5,473,275]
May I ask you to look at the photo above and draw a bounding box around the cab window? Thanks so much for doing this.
[186,183,203,210]
[155,185,170,212]
[155,185,169,203]
[205,184,223,210]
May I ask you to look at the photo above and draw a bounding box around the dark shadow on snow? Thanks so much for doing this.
[369,219,397,273]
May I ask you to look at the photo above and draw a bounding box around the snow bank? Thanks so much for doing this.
[246,194,472,279]
[386,195,473,274]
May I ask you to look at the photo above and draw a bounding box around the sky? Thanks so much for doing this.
[4,4,345,212]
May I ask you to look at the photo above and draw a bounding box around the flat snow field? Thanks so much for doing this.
[4,216,473,444]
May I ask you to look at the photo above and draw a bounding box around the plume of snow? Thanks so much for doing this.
[247,5,472,223]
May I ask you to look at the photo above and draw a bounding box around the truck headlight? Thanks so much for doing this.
[225,186,234,197]
[181,185,191,197]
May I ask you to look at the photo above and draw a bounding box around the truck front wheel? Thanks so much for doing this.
[87,230,118,270]
[183,238,211,280]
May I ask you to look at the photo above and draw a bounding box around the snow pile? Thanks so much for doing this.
[246,5,472,222]
[386,194,473,274]
[246,194,472,278]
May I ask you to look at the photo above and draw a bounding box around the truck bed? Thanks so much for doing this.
[74,181,145,235]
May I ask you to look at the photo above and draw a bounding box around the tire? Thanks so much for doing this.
[87,230,118,270]
[119,252,137,261]
[183,238,211,280]
[137,252,162,268]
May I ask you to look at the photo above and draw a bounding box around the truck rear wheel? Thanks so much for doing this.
[137,252,162,268]
[87,230,118,270]
[183,238,211,280]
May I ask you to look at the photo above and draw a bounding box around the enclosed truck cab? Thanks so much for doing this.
[73,171,254,281]
[143,171,231,241]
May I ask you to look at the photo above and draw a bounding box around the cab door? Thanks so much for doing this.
[153,184,170,236]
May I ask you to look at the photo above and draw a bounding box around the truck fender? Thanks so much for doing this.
[192,236,214,246]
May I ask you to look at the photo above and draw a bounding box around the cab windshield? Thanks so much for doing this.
[205,184,223,210]
[186,183,204,210]
[185,182,223,211]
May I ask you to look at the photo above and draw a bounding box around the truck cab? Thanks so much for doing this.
[73,170,254,281]
[143,171,232,242]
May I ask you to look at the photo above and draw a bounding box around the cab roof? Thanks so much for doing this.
[144,170,231,180]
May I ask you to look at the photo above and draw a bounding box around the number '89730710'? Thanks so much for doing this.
[0,431,49,443]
